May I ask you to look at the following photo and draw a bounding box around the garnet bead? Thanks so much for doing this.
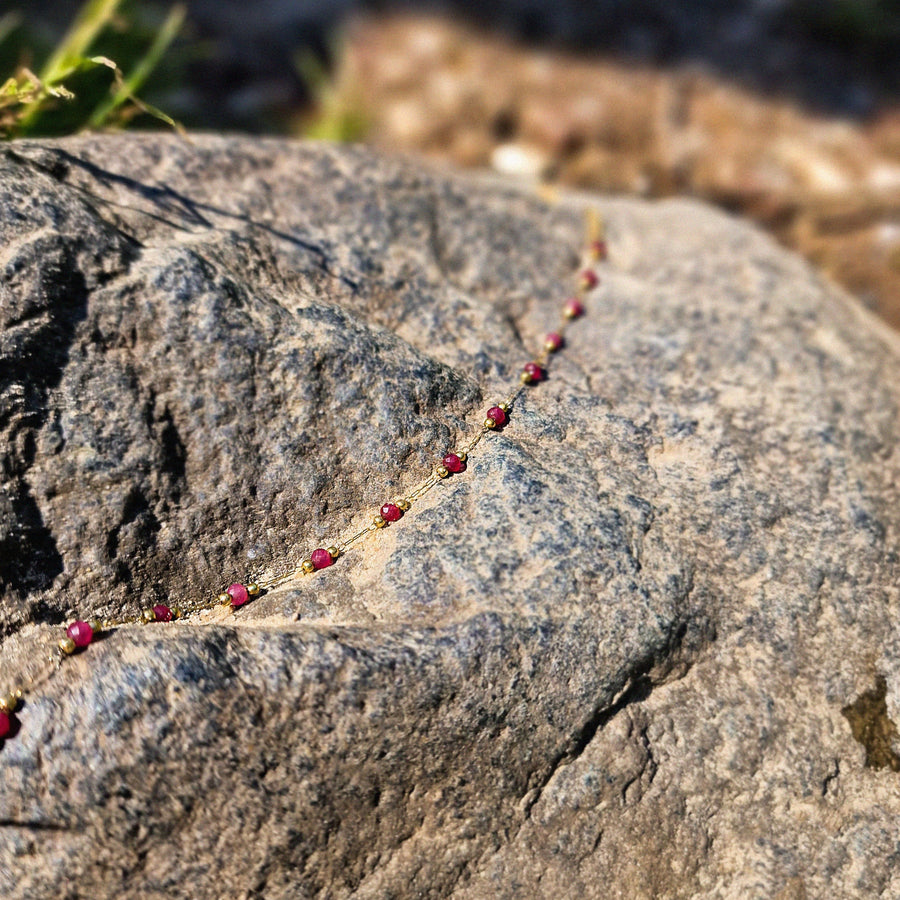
[442,453,464,473]
[226,583,249,607]
[544,333,563,352]
[66,620,94,648]
[589,240,607,261]
[579,269,599,290]
[522,362,544,383]
[563,298,585,319]
[486,406,507,426]
[381,503,402,522]
[152,604,173,622]
[311,548,334,569]
[0,711,9,739]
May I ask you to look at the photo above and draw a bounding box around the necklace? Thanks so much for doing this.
[0,211,606,743]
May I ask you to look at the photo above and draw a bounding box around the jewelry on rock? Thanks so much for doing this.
[0,212,608,741]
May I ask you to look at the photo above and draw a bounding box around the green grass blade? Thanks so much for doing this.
[87,3,186,129]
[14,0,122,133]
[39,0,123,84]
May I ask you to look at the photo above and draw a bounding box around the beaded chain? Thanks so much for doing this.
[0,211,607,741]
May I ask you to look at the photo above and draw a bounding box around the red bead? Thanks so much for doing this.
[486,406,507,426]
[442,453,464,473]
[66,620,93,648]
[564,297,585,319]
[545,332,563,351]
[226,583,249,607]
[381,503,402,522]
[523,362,544,383]
[311,548,333,569]
[589,240,607,260]
[579,269,599,290]
[0,711,9,739]
[153,604,173,622]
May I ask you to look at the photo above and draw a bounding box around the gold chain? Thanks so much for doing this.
[0,211,607,735]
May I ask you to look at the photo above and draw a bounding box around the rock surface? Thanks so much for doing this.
[1,134,900,898]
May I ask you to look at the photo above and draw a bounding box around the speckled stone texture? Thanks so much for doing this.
[1,135,899,899]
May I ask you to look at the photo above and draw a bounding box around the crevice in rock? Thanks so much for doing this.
[822,758,840,796]
[0,818,68,831]
[0,244,88,599]
[522,668,655,820]
[143,390,189,510]
[158,408,188,494]
[521,603,713,822]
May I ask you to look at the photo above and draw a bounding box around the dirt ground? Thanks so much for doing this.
[329,14,900,329]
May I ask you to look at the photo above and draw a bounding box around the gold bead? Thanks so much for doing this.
[7,691,21,712]
[396,498,411,511]
[456,451,467,462]
[520,372,533,384]
[59,637,76,655]
[373,515,386,528]
[435,465,449,478]
[217,592,231,604]
[141,608,156,623]
[247,583,260,596]
[302,559,315,574]
[171,607,183,619]
[499,401,510,411]
[89,618,103,634]
[483,418,496,429]
[326,546,340,559]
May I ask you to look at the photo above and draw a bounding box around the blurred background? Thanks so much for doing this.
[3,0,899,327]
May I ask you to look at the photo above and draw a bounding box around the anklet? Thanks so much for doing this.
[0,212,608,741]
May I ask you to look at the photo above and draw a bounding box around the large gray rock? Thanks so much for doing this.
[1,134,899,899]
